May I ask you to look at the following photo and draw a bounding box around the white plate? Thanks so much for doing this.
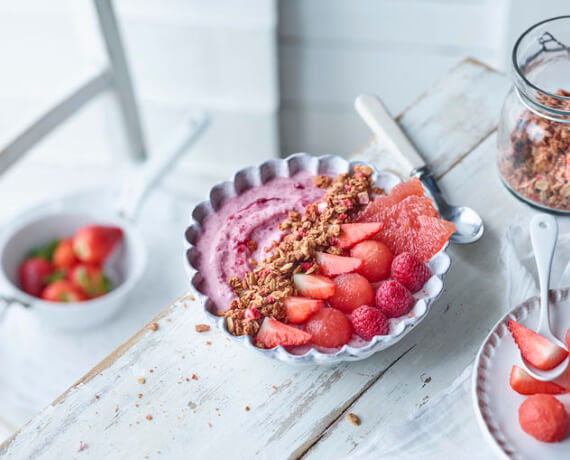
[473,287,570,459]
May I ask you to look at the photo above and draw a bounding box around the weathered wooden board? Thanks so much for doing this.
[0,59,516,459]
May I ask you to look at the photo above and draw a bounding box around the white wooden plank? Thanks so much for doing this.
[0,59,511,458]
[396,58,510,177]
[0,294,416,460]
[279,0,504,50]
[115,19,279,111]
[116,0,277,29]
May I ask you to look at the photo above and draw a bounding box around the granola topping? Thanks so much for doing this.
[499,89,570,210]
[224,166,381,340]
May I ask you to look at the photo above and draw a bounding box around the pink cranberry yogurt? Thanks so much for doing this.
[195,172,325,313]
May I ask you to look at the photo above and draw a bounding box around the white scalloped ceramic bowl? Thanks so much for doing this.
[184,153,451,365]
[473,288,570,459]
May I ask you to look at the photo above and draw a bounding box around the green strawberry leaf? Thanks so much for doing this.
[28,239,60,261]
[46,270,66,284]
[101,274,113,293]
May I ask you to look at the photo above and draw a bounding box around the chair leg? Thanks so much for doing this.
[93,0,147,162]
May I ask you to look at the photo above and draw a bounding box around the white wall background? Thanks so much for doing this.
[278,0,568,156]
[278,0,506,156]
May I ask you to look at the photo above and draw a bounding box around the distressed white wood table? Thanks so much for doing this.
[0,58,528,459]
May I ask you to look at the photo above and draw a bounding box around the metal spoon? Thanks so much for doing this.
[355,94,484,244]
[522,213,569,381]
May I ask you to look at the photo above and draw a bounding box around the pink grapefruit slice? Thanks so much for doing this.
[358,177,424,222]
[358,179,455,261]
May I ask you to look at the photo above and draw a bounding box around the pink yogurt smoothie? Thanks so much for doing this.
[196,172,325,313]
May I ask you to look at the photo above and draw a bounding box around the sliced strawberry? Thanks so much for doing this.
[293,274,336,299]
[507,319,568,370]
[255,318,312,348]
[284,297,323,324]
[509,365,566,395]
[566,328,570,390]
[316,252,363,277]
[334,223,384,249]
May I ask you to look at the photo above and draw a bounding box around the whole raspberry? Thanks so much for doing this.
[391,252,430,292]
[375,280,414,318]
[351,306,389,340]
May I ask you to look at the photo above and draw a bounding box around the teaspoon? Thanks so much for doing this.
[522,213,569,381]
[355,94,484,244]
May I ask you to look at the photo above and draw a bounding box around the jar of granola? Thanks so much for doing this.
[498,16,570,212]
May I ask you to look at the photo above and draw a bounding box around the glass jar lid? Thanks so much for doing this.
[512,16,570,123]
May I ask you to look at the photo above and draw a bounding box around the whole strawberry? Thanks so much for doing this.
[391,252,430,293]
[351,305,389,340]
[375,280,414,318]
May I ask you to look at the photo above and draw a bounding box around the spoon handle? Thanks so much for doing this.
[354,94,426,171]
[529,214,558,336]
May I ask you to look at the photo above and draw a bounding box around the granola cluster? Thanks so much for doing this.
[499,89,570,210]
[224,165,382,339]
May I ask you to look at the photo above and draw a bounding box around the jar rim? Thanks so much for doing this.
[512,15,570,114]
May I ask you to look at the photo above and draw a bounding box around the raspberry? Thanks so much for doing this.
[391,252,430,292]
[375,280,414,318]
[351,306,389,340]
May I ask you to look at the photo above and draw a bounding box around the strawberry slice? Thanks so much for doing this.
[293,274,336,299]
[334,223,384,249]
[507,319,569,370]
[509,365,566,395]
[284,297,323,324]
[316,252,363,277]
[255,318,312,348]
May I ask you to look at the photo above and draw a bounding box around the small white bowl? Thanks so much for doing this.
[0,188,147,331]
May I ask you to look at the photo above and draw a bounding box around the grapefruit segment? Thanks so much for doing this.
[357,178,454,261]
[358,177,424,222]
[412,216,455,261]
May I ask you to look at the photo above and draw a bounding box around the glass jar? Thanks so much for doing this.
[497,16,570,212]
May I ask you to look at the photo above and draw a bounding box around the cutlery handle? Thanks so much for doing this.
[529,214,558,336]
[355,94,425,171]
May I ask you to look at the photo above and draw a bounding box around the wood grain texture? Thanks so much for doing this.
[0,58,514,459]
